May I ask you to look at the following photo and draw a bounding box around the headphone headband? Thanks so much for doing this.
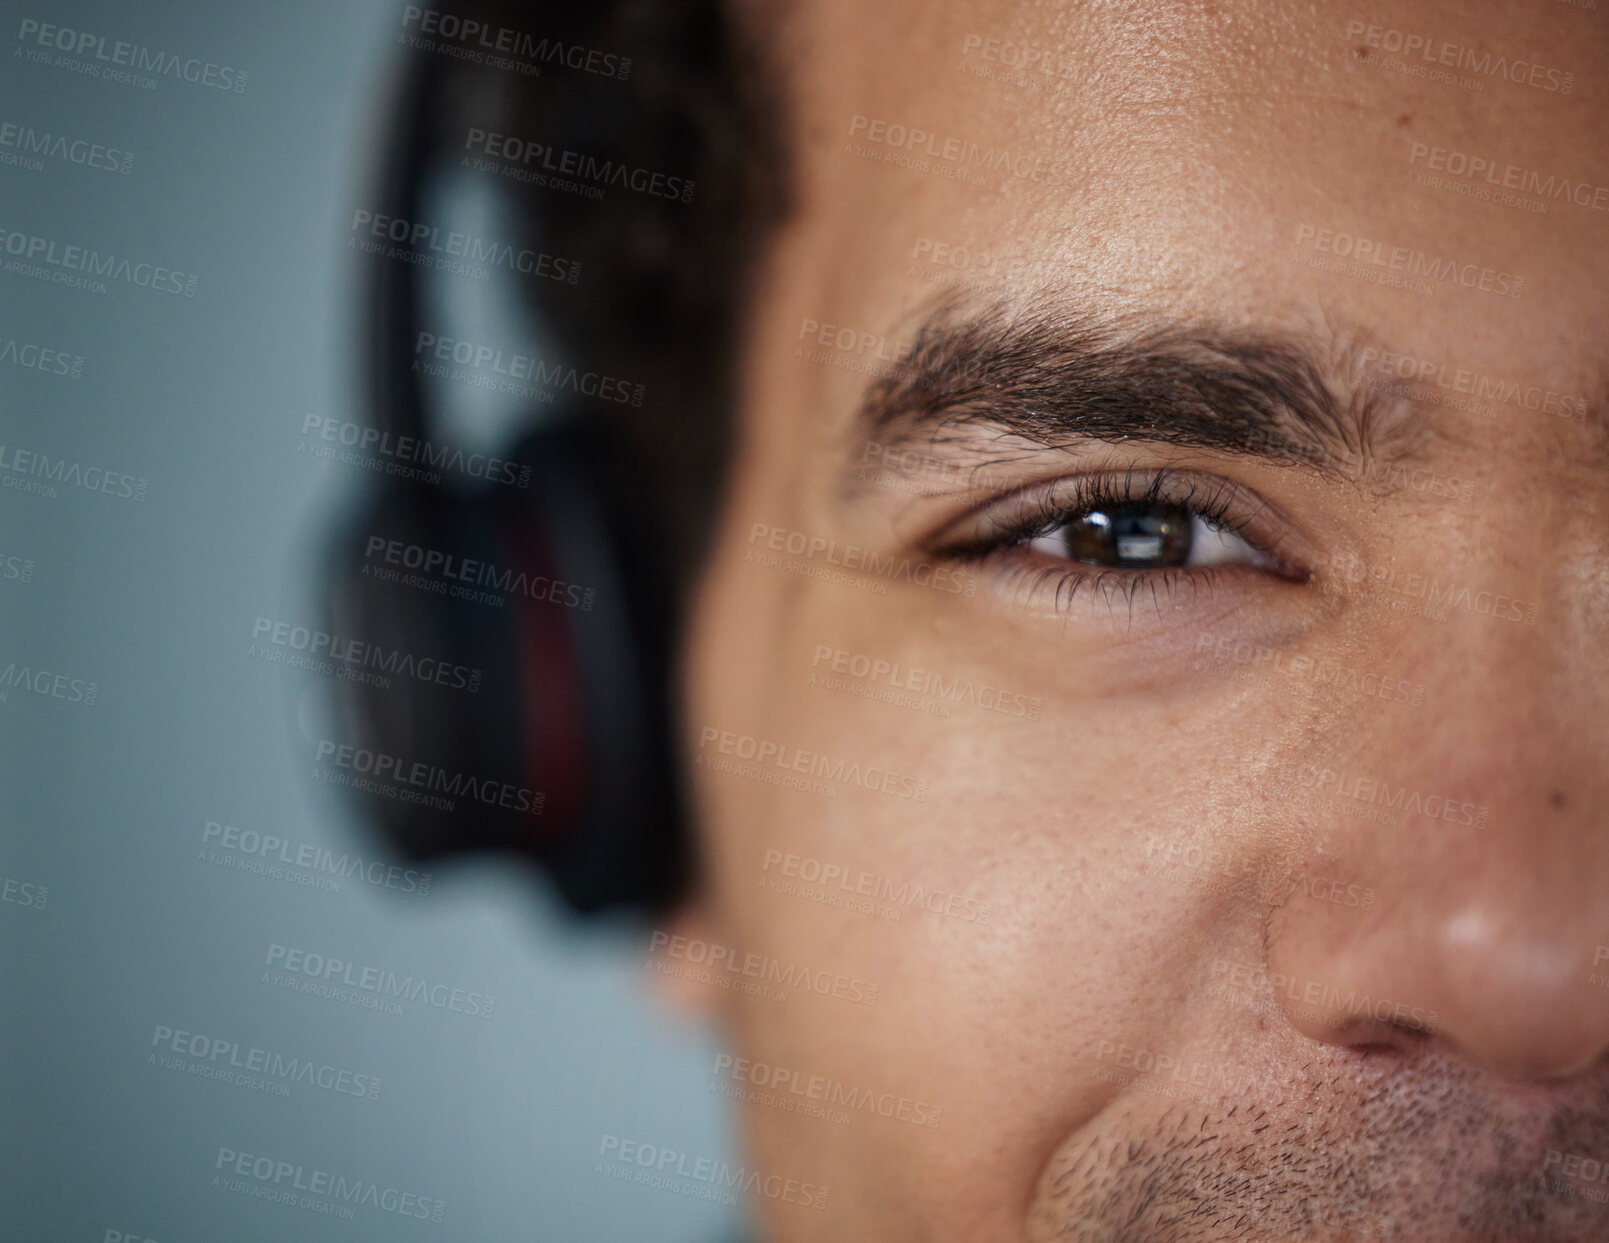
[325,2,689,915]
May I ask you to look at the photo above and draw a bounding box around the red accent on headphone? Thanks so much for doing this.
[511,518,588,842]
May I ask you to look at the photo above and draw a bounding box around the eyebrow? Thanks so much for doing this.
[845,291,1426,487]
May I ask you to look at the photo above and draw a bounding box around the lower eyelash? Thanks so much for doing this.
[982,557,1246,623]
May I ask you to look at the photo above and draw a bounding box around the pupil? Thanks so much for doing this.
[1066,503,1193,567]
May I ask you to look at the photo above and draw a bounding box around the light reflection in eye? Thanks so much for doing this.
[1025,501,1263,571]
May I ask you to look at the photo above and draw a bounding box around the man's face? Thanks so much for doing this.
[671,1,1609,1238]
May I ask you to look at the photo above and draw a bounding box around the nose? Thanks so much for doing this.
[1263,614,1609,1082]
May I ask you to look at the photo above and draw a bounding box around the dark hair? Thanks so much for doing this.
[453,0,793,612]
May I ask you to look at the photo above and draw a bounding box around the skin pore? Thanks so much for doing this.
[662,1,1609,1238]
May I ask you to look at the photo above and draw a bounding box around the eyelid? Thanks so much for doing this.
[924,466,1312,582]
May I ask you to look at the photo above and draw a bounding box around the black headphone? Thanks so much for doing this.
[323,5,692,915]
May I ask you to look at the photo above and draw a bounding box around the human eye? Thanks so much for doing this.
[924,466,1311,614]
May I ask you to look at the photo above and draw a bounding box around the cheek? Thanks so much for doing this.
[686,571,1282,1210]
[685,522,1329,1236]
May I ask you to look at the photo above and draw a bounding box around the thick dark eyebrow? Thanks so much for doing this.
[846,291,1422,486]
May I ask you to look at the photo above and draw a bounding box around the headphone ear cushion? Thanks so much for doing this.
[324,424,688,915]
[325,484,537,863]
[517,420,688,914]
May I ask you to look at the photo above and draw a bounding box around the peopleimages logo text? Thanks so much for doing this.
[696,726,929,802]
[16,18,248,92]
[213,1148,444,1220]
[648,930,880,1006]
[314,739,544,817]
[464,129,693,201]
[0,225,196,295]
[401,7,631,79]
[414,332,643,406]
[598,1135,827,1210]
[1343,20,1575,94]
[848,113,1055,183]
[1294,224,1522,299]
[362,534,595,611]
[350,210,580,283]
[265,944,494,1018]
[0,120,133,173]
[251,615,483,693]
[203,819,432,895]
[152,1024,381,1100]
[0,334,84,378]
[0,443,147,501]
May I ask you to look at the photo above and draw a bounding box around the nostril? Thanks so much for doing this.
[1328,1016,1436,1058]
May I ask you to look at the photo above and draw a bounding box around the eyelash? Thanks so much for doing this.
[929,468,1308,614]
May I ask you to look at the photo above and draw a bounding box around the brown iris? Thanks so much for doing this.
[1050,501,1194,569]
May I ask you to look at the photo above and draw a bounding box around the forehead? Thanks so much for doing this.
[753,0,1608,449]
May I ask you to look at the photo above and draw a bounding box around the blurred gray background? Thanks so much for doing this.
[0,1,741,1238]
